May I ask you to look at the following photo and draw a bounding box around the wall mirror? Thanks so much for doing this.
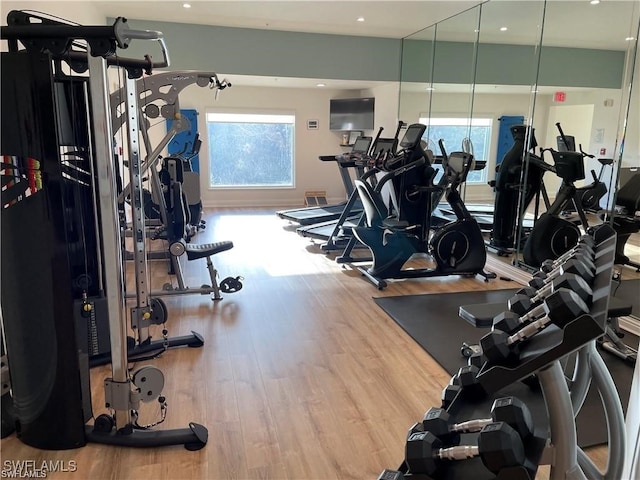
[472,0,545,251]
[396,7,482,240]
[398,0,640,274]
[427,6,480,165]
[514,0,640,269]
[398,25,435,131]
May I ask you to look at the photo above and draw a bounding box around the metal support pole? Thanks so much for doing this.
[538,361,587,480]
[87,55,131,430]
[588,343,625,480]
[124,75,152,343]
[623,351,640,480]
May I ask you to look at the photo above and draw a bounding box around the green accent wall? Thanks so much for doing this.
[117,18,401,82]
[538,46,626,88]
[401,40,626,88]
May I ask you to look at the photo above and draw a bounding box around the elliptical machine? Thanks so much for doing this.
[522,124,591,268]
[352,123,495,289]
[488,125,550,255]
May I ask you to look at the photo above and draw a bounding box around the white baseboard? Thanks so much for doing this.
[202,200,298,208]
[202,196,345,209]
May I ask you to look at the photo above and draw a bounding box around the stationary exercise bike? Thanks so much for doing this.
[353,124,495,289]
[573,158,610,212]
[522,124,591,268]
[556,132,610,213]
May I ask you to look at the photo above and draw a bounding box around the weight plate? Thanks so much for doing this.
[132,366,165,403]
[149,297,168,325]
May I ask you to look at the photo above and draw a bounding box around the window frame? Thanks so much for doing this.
[418,115,493,185]
[205,109,296,190]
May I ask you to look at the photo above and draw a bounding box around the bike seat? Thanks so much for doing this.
[381,217,411,230]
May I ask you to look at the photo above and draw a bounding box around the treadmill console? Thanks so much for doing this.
[351,136,372,154]
[372,138,397,156]
[399,123,427,150]
[511,124,538,150]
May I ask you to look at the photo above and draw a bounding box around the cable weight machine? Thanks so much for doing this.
[1,10,206,450]
[110,70,241,301]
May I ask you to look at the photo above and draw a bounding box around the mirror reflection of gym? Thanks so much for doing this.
[399,1,639,272]
[512,1,640,273]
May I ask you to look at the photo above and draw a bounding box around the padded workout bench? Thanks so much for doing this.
[166,239,239,300]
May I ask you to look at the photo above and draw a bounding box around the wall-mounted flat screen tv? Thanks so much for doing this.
[329,97,375,131]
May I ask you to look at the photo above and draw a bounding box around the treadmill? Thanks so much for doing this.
[297,137,399,247]
[276,136,372,225]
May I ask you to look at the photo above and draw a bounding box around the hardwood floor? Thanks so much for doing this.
[0,207,624,479]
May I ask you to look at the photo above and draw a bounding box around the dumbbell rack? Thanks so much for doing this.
[388,225,625,480]
[476,237,613,392]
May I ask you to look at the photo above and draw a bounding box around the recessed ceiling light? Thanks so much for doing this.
[316,83,326,87]
[357,17,365,22]
[500,27,508,32]
[183,3,191,8]
[590,0,600,5]
[626,37,636,41]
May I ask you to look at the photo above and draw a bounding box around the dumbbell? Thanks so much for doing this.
[482,289,589,364]
[529,257,595,290]
[540,242,594,273]
[423,396,533,447]
[533,247,595,277]
[441,365,485,408]
[406,422,526,476]
[534,250,594,276]
[532,251,596,279]
[451,365,485,398]
[466,350,484,369]
[494,288,574,333]
[509,272,592,315]
[441,384,461,409]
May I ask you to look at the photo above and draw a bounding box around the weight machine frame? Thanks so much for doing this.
[1,10,207,449]
[110,71,238,300]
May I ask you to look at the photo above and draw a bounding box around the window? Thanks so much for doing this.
[418,117,492,184]
[206,112,295,188]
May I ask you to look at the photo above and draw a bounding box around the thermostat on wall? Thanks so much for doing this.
[307,119,319,130]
